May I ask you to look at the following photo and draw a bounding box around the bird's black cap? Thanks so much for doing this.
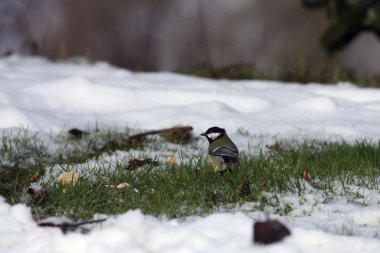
[201,126,226,136]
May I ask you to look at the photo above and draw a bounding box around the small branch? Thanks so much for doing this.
[38,218,107,232]
[128,126,193,140]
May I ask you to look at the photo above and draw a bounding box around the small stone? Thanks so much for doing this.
[253,219,291,245]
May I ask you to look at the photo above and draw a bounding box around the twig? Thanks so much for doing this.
[128,126,193,140]
[38,218,107,231]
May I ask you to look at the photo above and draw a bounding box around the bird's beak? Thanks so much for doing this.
[200,133,206,136]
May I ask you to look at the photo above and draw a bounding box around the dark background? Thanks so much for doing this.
[1,0,379,77]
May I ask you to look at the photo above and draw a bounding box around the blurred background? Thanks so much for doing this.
[1,0,380,84]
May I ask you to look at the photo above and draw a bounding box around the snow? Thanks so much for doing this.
[1,56,380,252]
[2,56,380,142]
[1,196,380,253]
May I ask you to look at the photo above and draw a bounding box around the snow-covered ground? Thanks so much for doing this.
[1,56,380,252]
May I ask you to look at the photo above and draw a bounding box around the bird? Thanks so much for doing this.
[201,126,239,172]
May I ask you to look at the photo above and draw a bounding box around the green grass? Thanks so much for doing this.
[186,54,380,87]
[1,129,380,222]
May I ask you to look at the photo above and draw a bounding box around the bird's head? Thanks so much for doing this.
[201,126,227,143]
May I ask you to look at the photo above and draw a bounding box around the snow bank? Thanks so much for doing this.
[1,56,380,143]
[1,197,380,253]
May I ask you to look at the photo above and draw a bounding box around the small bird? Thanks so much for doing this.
[201,126,239,172]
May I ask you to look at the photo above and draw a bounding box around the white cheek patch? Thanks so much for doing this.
[207,132,221,140]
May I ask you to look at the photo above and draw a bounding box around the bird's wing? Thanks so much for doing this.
[209,146,239,157]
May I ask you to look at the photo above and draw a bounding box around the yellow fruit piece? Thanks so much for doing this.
[105,182,130,189]
[116,182,130,189]
[58,171,79,186]
[166,157,177,165]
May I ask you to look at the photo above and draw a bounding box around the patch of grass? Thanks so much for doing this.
[0,165,44,203]
[0,128,48,168]
[52,127,147,164]
[0,129,48,201]
[188,64,255,80]
[186,55,380,87]
[1,129,380,222]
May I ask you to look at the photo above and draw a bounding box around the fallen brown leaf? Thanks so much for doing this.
[127,158,160,170]
[238,178,251,197]
[68,128,88,138]
[303,167,310,181]
[27,185,47,202]
[265,142,280,151]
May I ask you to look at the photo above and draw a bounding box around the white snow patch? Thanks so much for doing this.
[0,56,380,142]
[289,97,337,113]
[0,107,30,128]
[1,197,380,253]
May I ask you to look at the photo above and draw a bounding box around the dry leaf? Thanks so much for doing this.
[303,167,310,181]
[116,182,130,189]
[27,184,47,201]
[127,158,160,170]
[105,182,130,189]
[265,142,280,151]
[68,128,88,138]
[31,175,39,182]
[238,178,251,197]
